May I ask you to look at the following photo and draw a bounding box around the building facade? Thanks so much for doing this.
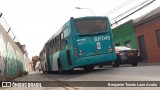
[134,6,160,62]
[112,20,138,49]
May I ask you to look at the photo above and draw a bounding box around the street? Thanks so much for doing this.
[1,65,160,90]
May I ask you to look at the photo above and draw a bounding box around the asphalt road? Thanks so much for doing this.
[1,65,160,90]
[43,65,160,81]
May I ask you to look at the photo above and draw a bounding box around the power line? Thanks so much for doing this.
[103,0,135,16]
[110,0,150,22]
[111,0,156,26]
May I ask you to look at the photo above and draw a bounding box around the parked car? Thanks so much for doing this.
[112,46,141,67]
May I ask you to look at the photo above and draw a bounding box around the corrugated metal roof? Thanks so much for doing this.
[133,6,160,26]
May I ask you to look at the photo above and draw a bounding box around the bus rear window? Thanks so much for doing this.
[75,19,107,34]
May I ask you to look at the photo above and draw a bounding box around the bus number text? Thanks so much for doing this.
[94,36,110,42]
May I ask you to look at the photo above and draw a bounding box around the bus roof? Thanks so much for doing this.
[45,16,109,44]
[73,16,108,21]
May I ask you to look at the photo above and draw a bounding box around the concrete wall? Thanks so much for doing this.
[0,24,26,81]
[135,17,160,62]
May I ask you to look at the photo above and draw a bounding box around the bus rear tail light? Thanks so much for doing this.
[74,48,77,52]
[74,48,77,50]
[75,53,79,56]
[74,48,79,57]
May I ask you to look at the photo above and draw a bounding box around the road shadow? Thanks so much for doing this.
[43,66,114,75]
[40,67,114,81]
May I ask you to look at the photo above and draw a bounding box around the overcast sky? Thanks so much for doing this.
[0,0,159,59]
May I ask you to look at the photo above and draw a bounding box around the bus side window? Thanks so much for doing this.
[60,32,65,50]
[49,40,53,54]
[56,35,60,51]
[52,39,56,54]
[64,27,70,38]
[54,37,56,52]
[46,43,50,59]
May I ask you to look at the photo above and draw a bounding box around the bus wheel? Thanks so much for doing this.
[45,64,49,74]
[83,65,95,71]
[132,62,138,67]
[58,60,63,74]
[112,60,120,67]
[98,65,103,68]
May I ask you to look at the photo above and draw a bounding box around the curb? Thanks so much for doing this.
[138,62,160,66]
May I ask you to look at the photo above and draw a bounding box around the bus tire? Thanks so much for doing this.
[45,64,50,74]
[58,59,63,74]
[112,60,119,67]
[83,65,95,71]
[98,65,103,68]
[132,62,138,67]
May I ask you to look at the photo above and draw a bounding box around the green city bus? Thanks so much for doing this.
[39,16,117,73]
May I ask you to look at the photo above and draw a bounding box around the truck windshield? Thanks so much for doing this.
[75,19,107,34]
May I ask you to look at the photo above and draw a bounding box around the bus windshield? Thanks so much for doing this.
[75,19,107,34]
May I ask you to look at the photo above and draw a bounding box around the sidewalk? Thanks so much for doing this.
[139,61,160,66]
